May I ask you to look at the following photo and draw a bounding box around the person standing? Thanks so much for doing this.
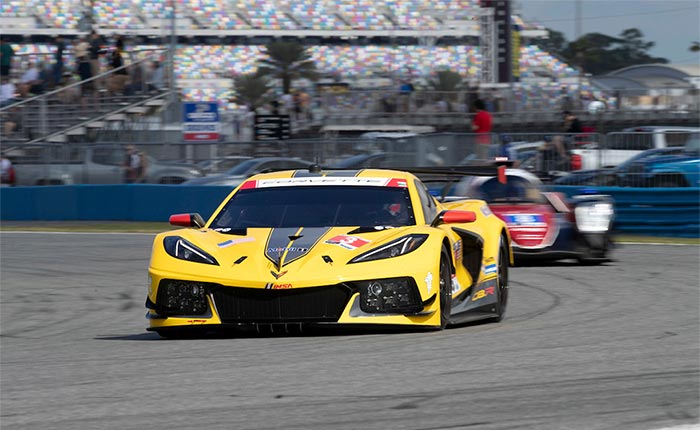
[563,110,583,133]
[52,36,66,88]
[74,36,93,90]
[471,98,493,159]
[0,37,14,78]
[89,30,105,88]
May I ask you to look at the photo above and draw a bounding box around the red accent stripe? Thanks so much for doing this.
[386,178,408,187]
[240,180,257,189]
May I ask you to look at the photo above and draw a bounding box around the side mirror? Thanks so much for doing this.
[431,210,477,227]
[169,213,205,228]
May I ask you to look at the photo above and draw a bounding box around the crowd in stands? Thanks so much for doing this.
[0,0,547,32]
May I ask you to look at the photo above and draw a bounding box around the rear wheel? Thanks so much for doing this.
[493,237,509,322]
[439,249,452,329]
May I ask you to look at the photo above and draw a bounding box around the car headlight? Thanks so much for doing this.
[349,234,428,263]
[163,236,219,265]
[575,202,614,233]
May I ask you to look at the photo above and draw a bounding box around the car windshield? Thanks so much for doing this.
[476,176,547,204]
[210,185,415,229]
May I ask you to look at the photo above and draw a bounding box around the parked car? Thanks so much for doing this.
[571,126,699,170]
[181,157,314,186]
[10,145,204,185]
[453,168,615,264]
[196,156,252,175]
[555,133,699,187]
[329,151,444,169]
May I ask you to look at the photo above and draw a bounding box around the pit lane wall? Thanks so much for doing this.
[1,185,699,238]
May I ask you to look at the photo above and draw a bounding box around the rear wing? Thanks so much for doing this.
[405,161,513,201]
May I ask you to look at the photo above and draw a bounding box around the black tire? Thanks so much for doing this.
[439,249,452,329]
[493,237,509,322]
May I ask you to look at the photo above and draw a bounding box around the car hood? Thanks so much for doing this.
[155,225,413,284]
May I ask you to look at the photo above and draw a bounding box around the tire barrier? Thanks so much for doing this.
[551,186,700,238]
[2,185,699,237]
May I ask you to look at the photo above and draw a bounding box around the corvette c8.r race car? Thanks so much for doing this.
[146,167,512,338]
[452,168,614,264]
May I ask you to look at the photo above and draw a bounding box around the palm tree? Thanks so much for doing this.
[230,73,272,112]
[256,41,318,94]
[428,70,464,111]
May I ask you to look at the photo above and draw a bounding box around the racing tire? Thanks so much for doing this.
[439,249,452,329]
[492,237,509,322]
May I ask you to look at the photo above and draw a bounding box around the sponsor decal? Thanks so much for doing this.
[325,235,371,250]
[186,319,208,324]
[480,205,492,217]
[451,274,461,294]
[217,236,255,248]
[270,270,288,279]
[503,214,545,227]
[265,283,293,289]
[425,272,433,294]
[483,263,497,275]
[471,286,495,301]
[267,246,309,254]
[452,240,463,261]
[252,177,407,188]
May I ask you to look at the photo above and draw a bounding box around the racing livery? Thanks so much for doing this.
[454,168,614,263]
[146,167,512,337]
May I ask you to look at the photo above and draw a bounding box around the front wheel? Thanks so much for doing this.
[493,237,509,322]
[439,249,452,329]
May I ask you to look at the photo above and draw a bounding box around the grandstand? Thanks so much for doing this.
[1,0,575,112]
[4,0,694,145]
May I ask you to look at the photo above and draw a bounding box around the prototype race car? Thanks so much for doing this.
[453,168,614,264]
[146,167,512,338]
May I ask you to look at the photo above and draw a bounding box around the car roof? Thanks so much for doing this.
[244,168,418,183]
[622,126,700,132]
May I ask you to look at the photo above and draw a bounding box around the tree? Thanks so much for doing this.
[556,28,668,75]
[256,41,318,94]
[427,70,464,112]
[690,42,700,52]
[230,73,272,112]
[534,28,568,58]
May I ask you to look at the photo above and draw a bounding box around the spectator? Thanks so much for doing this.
[1,156,16,187]
[123,145,140,183]
[52,36,66,88]
[471,98,493,159]
[0,37,14,78]
[74,36,93,91]
[538,135,570,175]
[136,150,149,183]
[145,60,164,92]
[563,110,583,134]
[124,62,145,95]
[0,76,18,107]
[89,30,105,87]
[2,105,22,136]
[18,62,45,98]
[108,39,129,95]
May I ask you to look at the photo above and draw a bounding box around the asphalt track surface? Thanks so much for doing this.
[1,232,698,430]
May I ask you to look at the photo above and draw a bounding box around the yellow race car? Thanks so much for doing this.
[146,166,512,338]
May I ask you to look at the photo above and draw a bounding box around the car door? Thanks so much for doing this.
[88,147,126,184]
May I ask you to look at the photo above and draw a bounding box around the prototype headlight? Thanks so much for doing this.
[163,236,219,265]
[349,234,428,263]
[575,202,614,233]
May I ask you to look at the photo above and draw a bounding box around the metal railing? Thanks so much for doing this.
[4,130,698,188]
